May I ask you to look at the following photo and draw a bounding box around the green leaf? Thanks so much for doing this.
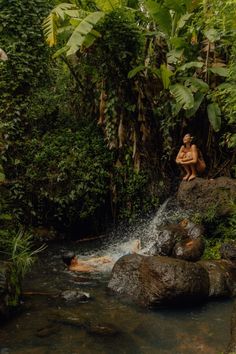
[160,64,174,89]
[94,0,124,12]
[170,84,194,109]
[145,1,172,36]
[0,171,5,182]
[52,46,69,59]
[176,13,192,30]
[208,67,229,77]
[66,12,105,55]
[43,13,57,47]
[185,92,205,118]
[177,61,203,71]
[207,103,221,132]
[167,48,184,64]
[184,77,209,93]
[205,28,220,42]
[164,0,184,13]
[128,65,146,78]
[0,213,12,221]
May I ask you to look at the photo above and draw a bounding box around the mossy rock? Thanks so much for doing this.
[177,177,236,217]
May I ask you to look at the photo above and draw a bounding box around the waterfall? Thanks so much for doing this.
[74,198,190,270]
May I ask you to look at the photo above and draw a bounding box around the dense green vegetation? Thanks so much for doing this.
[0,0,235,310]
[0,0,235,244]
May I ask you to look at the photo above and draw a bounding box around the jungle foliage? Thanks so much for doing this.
[0,0,236,237]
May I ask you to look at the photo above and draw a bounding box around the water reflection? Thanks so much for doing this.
[0,243,232,354]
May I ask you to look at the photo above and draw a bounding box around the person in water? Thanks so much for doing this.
[62,239,141,272]
[176,133,206,181]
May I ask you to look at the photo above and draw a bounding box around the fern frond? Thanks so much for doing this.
[43,13,57,47]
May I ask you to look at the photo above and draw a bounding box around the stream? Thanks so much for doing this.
[0,200,233,354]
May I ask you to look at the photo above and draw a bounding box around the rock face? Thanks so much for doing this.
[220,243,236,261]
[148,220,205,261]
[173,238,205,262]
[177,177,236,216]
[147,225,186,256]
[108,254,209,307]
[198,260,236,297]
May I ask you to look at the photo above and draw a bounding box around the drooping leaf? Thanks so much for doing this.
[52,3,77,20]
[208,67,229,77]
[43,13,57,47]
[185,92,205,118]
[170,83,194,109]
[184,77,209,93]
[145,1,172,36]
[160,64,174,89]
[128,65,146,78]
[205,28,220,42]
[66,12,105,55]
[52,46,69,59]
[207,103,221,132]
[176,13,192,30]
[167,48,184,64]
[169,37,187,50]
[177,61,203,71]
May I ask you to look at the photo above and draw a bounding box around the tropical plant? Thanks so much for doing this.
[0,230,46,306]
[43,0,129,57]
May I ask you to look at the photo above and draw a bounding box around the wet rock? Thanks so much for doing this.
[60,289,90,302]
[172,238,205,262]
[198,260,236,297]
[220,243,236,261]
[225,300,236,354]
[180,219,204,240]
[177,177,236,216]
[108,254,209,307]
[147,224,188,256]
[148,220,204,261]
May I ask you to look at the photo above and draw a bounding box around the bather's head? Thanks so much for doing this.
[62,252,77,266]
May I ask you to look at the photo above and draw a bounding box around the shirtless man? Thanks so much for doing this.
[62,239,141,272]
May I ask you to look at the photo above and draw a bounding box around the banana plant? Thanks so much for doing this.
[129,0,229,132]
[43,0,126,57]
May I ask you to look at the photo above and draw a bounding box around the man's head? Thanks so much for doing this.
[62,252,76,266]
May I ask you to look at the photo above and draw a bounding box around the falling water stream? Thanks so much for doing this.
[0,199,233,354]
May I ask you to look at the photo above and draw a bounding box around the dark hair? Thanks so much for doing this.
[62,252,76,266]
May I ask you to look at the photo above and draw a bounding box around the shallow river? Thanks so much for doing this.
[0,241,233,354]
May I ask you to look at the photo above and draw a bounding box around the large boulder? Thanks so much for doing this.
[177,177,236,216]
[198,260,236,297]
[108,254,209,307]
